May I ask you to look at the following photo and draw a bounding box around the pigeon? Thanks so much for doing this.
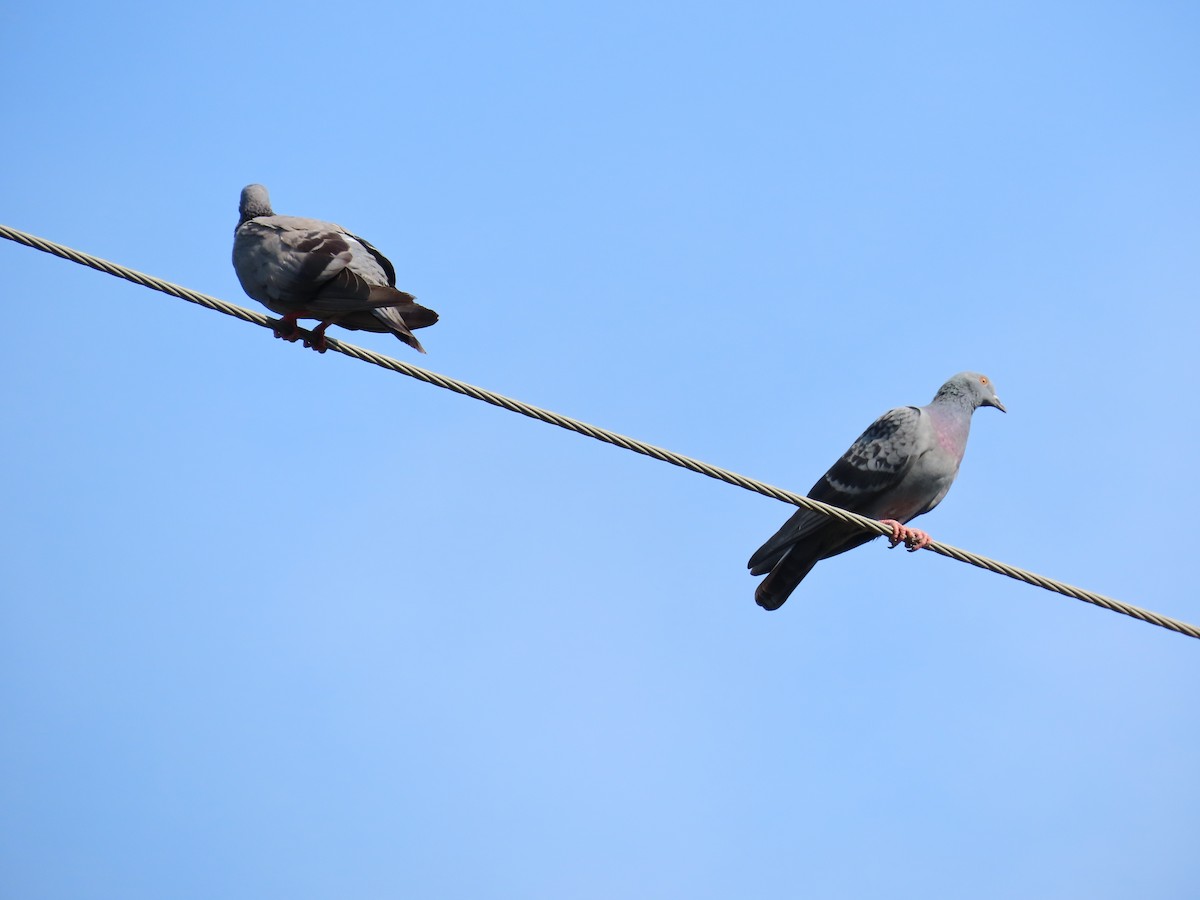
[748,372,1005,610]
[232,184,437,353]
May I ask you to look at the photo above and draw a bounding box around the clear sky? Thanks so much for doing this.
[3,2,1198,897]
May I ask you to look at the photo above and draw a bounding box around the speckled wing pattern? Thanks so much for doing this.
[748,406,922,575]
[811,405,923,507]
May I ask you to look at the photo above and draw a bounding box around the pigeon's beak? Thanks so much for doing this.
[989,396,1007,413]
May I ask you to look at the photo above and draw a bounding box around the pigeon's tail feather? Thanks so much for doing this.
[371,297,438,354]
[748,545,787,577]
[754,550,820,611]
[393,328,427,354]
[367,286,439,330]
[399,300,439,330]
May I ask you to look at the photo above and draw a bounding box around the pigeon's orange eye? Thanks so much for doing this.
[980,376,989,385]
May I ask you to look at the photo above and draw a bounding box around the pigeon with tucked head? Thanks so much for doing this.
[232,184,437,353]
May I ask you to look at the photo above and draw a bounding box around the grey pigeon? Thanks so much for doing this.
[232,184,437,353]
[748,372,1005,610]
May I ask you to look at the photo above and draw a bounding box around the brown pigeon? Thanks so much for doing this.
[232,184,437,353]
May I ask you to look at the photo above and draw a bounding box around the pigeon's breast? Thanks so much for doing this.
[232,222,278,307]
[871,419,960,521]
[903,441,961,518]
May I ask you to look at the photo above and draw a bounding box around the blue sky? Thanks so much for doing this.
[3,2,1198,897]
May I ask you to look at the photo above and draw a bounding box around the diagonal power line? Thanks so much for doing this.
[3,222,1196,640]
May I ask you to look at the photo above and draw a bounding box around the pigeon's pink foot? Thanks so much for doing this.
[903,527,931,552]
[879,519,906,548]
[880,519,932,552]
[273,312,304,343]
[303,322,331,354]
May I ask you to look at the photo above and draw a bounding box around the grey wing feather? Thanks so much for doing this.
[348,232,398,286]
[815,405,923,504]
[747,506,828,575]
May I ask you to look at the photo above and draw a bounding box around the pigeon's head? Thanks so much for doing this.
[937,372,1006,413]
[238,184,274,223]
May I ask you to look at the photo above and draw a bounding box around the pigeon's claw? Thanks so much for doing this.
[273,311,304,343]
[880,519,906,548]
[879,519,932,552]
[903,528,931,552]
[303,322,331,354]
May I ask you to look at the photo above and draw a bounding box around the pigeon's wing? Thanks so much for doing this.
[342,232,439,347]
[319,230,441,327]
[747,504,831,576]
[747,405,924,575]
[812,404,925,509]
[347,232,398,287]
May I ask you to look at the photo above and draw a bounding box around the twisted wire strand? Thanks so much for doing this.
[3,222,1196,640]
